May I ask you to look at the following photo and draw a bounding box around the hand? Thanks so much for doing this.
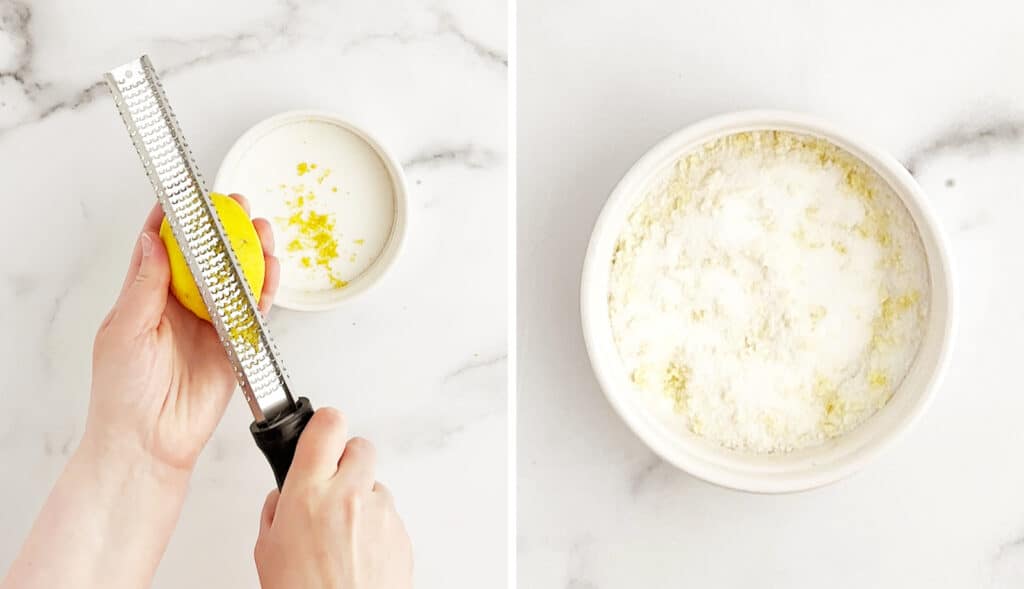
[254,409,413,589]
[86,193,280,474]
[1,194,281,589]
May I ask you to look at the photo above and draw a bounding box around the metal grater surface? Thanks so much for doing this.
[104,55,295,424]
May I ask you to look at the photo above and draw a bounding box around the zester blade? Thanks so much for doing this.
[104,55,295,424]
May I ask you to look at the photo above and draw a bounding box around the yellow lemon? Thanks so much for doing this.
[159,192,265,322]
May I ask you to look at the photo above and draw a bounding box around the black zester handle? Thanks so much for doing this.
[250,397,315,489]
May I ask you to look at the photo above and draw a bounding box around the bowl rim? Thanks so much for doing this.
[580,109,957,493]
[213,109,408,312]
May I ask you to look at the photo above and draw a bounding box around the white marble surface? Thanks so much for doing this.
[518,1,1024,587]
[0,1,506,587]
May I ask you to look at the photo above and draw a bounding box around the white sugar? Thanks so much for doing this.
[609,131,930,453]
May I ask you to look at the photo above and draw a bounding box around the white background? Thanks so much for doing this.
[0,1,507,587]
[518,1,1024,587]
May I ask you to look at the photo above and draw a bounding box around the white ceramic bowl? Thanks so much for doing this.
[581,110,956,493]
[214,110,407,311]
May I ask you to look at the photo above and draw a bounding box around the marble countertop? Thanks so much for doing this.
[518,1,1024,587]
[0,1,506,587]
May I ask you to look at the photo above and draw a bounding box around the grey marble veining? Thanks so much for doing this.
[903,117,1024,176]
[403,144,503,170]
[339,5,508,69]
[0,0,506,138]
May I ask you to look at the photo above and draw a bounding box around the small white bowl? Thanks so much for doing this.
[581,110,956,493]
[214,110,407,311]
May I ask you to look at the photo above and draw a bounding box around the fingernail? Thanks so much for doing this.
[140,233,153,257]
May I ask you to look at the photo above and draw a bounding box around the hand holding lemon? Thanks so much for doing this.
[85,191,279,477]
[159,192,271,321]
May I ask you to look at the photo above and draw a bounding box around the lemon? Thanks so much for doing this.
[159,192,265,322]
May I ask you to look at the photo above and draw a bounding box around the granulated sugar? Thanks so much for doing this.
[608,131,930,453]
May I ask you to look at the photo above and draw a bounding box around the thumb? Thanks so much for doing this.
[259,488,280,536]
[115,231,170,334]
